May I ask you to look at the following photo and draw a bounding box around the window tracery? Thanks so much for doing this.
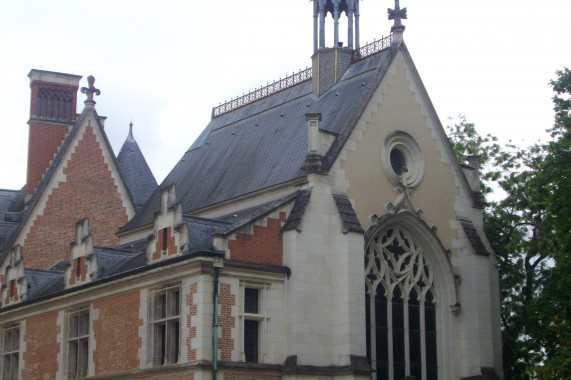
[365,226,437,380]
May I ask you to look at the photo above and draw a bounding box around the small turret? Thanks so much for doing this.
[311,0,361,96]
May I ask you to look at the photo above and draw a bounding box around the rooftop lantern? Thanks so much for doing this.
[313,0,360,53]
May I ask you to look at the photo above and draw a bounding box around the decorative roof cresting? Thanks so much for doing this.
[81,75,101,105]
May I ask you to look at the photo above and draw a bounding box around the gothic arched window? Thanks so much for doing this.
[365,226,438,380]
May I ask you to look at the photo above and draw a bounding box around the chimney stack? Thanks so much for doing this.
[26,70,82,200]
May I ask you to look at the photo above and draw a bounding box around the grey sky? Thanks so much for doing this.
[1,0,570,190]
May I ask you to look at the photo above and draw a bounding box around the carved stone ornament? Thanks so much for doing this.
[387,6,407,21]
[385,181,423,218]
[80,75,101,105]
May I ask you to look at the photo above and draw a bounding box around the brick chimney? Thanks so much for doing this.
[26,70,82,199]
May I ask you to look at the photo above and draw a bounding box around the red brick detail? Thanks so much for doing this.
[4,279,19,305]
[186,282,198,361]
[22,123,129,269]
[227,212,286,266]
[152,227,177,261]
[68,257,88,286]
[218,283,235,361]
[225,374,281,380]
[92,291,142,375]
[22,312,60,379]
[26,122,70,197]
[30,81,78,121]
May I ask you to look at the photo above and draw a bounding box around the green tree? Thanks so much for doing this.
[446,68,570,379]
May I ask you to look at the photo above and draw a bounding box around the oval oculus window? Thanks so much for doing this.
[382,132,424,187]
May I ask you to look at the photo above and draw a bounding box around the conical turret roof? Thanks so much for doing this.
[117,123,158,207]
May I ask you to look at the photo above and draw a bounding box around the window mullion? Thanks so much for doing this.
[404,296,410,377]
[369,291,377,373]
[420,298,427,380]
[387,297,394,380]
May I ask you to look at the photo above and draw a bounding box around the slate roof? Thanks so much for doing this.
[0,188,24,213]
[216,190,305,237]
[24,268,65,300]
[0,188,24,253]
[117,125,158,207]
[459,219,489,256]
[0,221,19,253]
[121,44,400,233]
[21,246,146,303]
[332,193,365,233]
[92,246,146,278]
[184,216,231,252]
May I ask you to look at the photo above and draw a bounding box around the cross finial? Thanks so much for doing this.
[80,75,101,105]
[128,120,134,141]
[388,0,407,42]
[388,0,407,28]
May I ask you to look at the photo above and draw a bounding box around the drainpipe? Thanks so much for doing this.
[212,265,220,380]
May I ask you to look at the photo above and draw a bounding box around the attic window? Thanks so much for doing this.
[382,132,424,187]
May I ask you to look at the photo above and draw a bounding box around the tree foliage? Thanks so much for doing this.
[446,68,570,379]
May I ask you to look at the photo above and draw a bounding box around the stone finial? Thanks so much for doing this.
[80,75,101,105]
[128,121,134,141]
[388,0,407,42]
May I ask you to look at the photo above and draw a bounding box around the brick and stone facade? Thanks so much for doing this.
[18,118,133,269]
[0,3,503,379]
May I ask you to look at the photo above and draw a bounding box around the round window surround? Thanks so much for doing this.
[382,131,424,187]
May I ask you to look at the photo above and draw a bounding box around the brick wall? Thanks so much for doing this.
[218,283,235,361]
[26,122,70,197]
[22,123,129,269]
[152,227,177,261]
[227,213,286,266]
[22,312,60,379]
[92,291,142,375]
[186,282,198,361]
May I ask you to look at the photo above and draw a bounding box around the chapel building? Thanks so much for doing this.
[0,1,503,379]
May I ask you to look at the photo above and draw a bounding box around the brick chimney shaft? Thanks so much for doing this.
[26,70,82,199]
